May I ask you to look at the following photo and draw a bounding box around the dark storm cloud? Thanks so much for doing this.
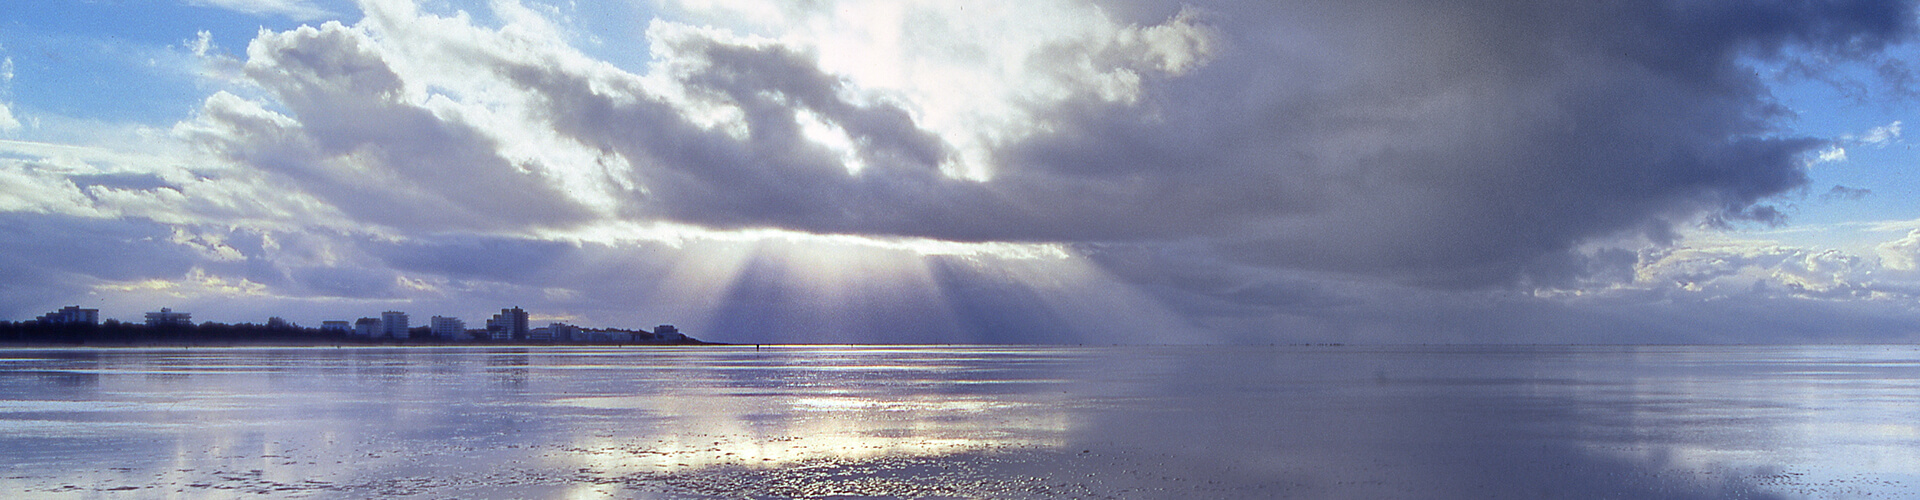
[0,214,200,282]
[0,213,200,317]
[285,265,401,298]
[486,0,1911,289]
[208,0,1917,289]
[372,235,587,284]
[1027,0,1913,287]
[364,234,722,293]
[1064,234,1920,343]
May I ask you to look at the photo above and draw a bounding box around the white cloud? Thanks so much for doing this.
[1603,232,1920,303]
[0,159,98,216]
[177,19,607,233]
[0,137,353,232]
[1813,144,1847,163]
[1830,120,1904,153]
[0,102,19,133]
[1876,229,1920,271]
[1858,120,1902,147]
[652,0,1220,180]
[0,57,17,132]
[186,0,334,21]
[189,30,215,58]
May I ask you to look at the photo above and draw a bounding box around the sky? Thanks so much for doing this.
[3,0,1920,344]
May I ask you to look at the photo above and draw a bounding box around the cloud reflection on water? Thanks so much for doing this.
[0,345,1914,498]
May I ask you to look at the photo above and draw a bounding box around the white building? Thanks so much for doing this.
[430,316,465,340]
[381,311,409,339]
[354,317,380,336]
[321,320,351,333]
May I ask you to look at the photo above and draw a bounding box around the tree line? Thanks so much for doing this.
[3,320,432,345]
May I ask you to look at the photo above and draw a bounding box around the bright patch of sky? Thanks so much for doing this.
[1745,42,1920,253]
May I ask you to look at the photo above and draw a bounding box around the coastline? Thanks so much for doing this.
[0,338,720,348]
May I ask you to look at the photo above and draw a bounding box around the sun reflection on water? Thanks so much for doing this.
[537,348,1079,473]
[7,345,1920,498]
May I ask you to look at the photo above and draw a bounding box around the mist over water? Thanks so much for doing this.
[1,345,1916,498]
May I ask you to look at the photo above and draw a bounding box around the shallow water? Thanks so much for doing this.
[1,345,1916,498]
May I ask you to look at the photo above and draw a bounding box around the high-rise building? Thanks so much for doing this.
[489,307,529,341]
[381,311,409,339]
[145,308,192,327]
[430,316,465,340]
[354,317,380,336]
[37,306,99,326]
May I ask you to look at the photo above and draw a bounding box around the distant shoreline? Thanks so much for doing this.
[0,339,720,348]
[0,320,711,347]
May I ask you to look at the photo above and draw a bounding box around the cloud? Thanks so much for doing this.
[1628,244,1890,300]
[178,21,602,233]
[1821,185,1872,201]
[473,0,1908,287]
[0,56,17,132]
[1036,0,1913,287]
[1876,228,1920,270]
[651,0,1221,179]
[0,102,18,133]
[1814,145,1849,163]
[0,212,203,319]
[186,0,334,21]
[1854,120,1904,146]
[1863,121,1904,144]
[7,0,1920,343]
[0,132,350,231]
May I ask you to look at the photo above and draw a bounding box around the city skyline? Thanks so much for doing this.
[4,1,1920,344]
[16,303,661,332]
[10,302,690,344]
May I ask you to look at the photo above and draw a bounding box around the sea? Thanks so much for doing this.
[1,344,1916,499]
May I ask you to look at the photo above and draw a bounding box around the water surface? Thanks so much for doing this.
[2,345,1916,498]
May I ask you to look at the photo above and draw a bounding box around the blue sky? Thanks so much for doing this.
[3,0,1920,344]
[2,2,313,122]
